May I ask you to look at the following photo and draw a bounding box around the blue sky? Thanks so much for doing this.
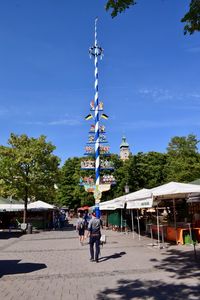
[0,0,199,164]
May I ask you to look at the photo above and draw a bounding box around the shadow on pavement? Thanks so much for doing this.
[97,279,200,300]
[0,260,47,277]
[53,224,75,231]
[0,232,24,240]
[100,251,126,262]
[151,248,200,279]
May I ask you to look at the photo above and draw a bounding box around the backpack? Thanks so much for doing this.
[78,218,84,230]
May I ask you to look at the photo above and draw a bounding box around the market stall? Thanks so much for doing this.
[99,195,125,230]
[27,200,56,229]
[125,189,153,240]
[150,181,200,245]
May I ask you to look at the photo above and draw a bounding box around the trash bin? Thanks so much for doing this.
[184,231,197,245]
[27,223,32,234]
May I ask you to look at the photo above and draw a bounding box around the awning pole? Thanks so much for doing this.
[137,209,141,240]
[131,209,134,239]
[173,198,178,244]
[121,209,123,232]
[157,204,160,247]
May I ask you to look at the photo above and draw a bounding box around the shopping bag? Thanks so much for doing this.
[100,234,106,244]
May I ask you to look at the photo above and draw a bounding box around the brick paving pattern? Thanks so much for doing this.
[0,221,200,300]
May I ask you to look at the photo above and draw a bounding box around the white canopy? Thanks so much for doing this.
[100,181,200,211]
[28,200,55,210]
[151,181,200,199]
[100,189,153,210]
[125,188,153,209]
[100,195,125,210]
[0,204,24,212]
[0,200,55,212]
[99,199,117,210]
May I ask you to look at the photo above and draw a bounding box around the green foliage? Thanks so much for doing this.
[165,134,200,182]
[181,0,200,34]
[103,152,166,200]
[58,134,199,209]
[130,152,167,189]
[105,0,200,34]
[3,132,196,211]
[105,0,136,18]
[0,133,60,221]
[57,157,95,209]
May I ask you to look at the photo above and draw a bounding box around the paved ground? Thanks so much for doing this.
[0,220,200,300]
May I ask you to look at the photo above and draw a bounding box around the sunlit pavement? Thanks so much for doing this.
[0,221,200,300]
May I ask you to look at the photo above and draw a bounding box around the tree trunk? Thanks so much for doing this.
[23,186,28,223]
[23,199,27,223]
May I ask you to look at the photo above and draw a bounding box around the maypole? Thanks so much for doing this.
[80,18,115,218]
[93,18,101,186]
[90,18,102,217]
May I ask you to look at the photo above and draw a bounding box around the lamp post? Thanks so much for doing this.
[121,183,129,232]
[125,183,129,194]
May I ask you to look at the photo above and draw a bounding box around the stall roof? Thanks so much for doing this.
[100,195,125,210]
[151,181,200,199]
[125,188,152,201]
[28,200,55,210]
[125,189,153,209]
[0,200,56,212]
[0,204,24,212]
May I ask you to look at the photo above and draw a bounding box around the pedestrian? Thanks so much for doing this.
[87,211,103,263]
[76,212,85,245]
[83,211,90,239]
[59,211,66,229]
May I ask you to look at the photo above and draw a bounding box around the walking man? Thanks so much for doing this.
[88,211,102,263]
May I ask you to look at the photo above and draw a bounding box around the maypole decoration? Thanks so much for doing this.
[80,18,115,218]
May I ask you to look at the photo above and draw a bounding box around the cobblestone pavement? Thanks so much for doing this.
[0,222,200,300]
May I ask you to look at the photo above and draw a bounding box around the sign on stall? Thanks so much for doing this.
[126,198,153,209]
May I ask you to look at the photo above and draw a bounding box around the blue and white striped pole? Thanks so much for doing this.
[89,18,103,218]
[94,18,100,187]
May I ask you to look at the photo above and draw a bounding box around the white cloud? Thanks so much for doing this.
[190,93,200,99]
[120,119,200,130]
[49,118,81,126]
[138,88,174,102]
[138,87,200,107]
[23,117,81,126]
[186,46,200,53]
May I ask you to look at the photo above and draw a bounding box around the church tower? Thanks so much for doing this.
[120,136,130,161]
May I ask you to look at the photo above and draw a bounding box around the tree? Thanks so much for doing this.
[57,157,95,209]
[181,0,200,34]
[129,152,167,190]
[0,133,60,223]
[105,152,166,199]
[105,0,136,18]
[164,134,200,182]
[105,0,200,34]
